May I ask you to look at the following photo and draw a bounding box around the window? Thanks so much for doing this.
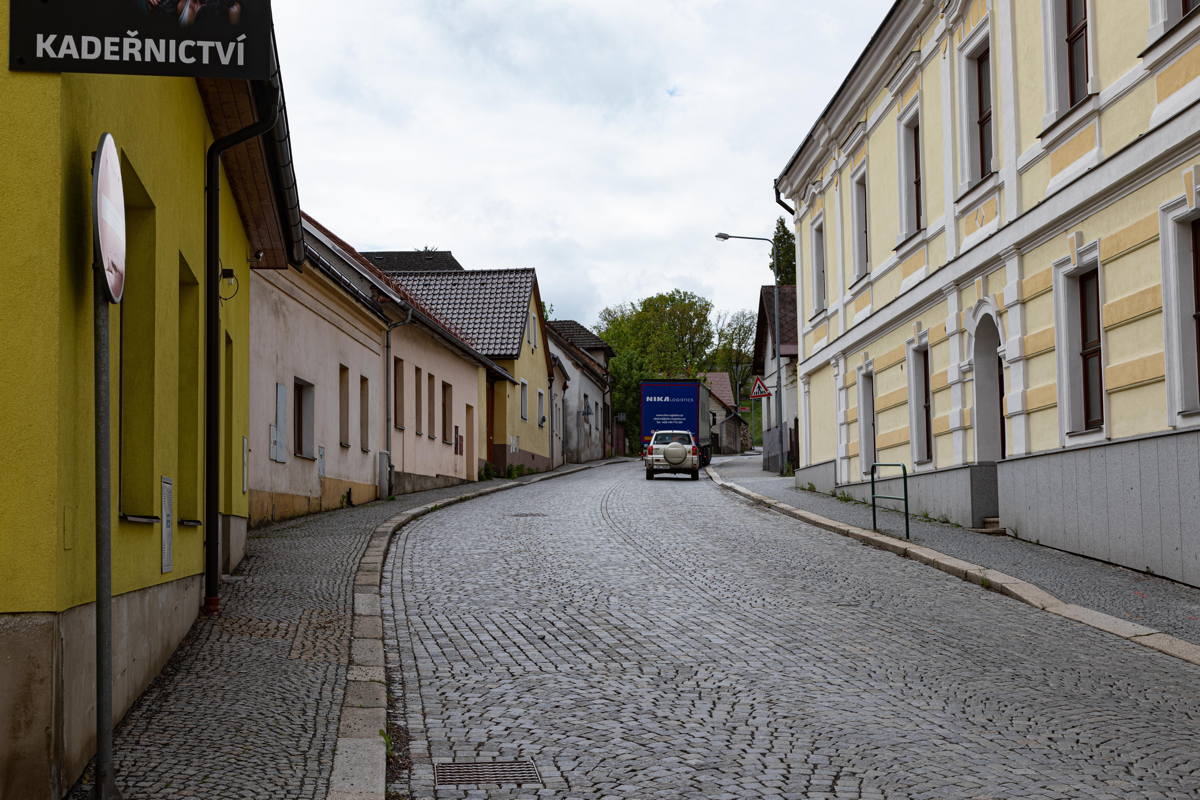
[975,47,993,180]
[899,109,923,237]
[339,364,350,447]
[851,169,870,279]
[442,381,453,443]
[427,372,436,438]
[537,389,545,427]
[1078,269,1103,429]
[812,220,827,312]
[393,357,404,430]
[908,344,933,464]
[520,380,529,420]
[360,376,370,451]
[295,379,315,458]
[1193,218,1200,395]
[583,392,591,426]
[1161,202,1200,424]
[271,383,288,464]
[414,366,423,435]
[1066,0,1089,108]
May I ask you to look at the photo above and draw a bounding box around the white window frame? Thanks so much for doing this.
[850,162,870,281]
[1052,239,1108,445]
[857,362,877,477]
[1040,0,1099,127]
[906,332,934,467]
[1160,193,1200,428]
[270,382,288,463]
[956,22,995,192]
[520,380,529,420]
[811,214,827,314]
[897,100,924,241]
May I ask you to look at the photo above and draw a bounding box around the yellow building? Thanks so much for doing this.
[0,10,303,793]
[384,266,555,472]
[779,0,1200,585]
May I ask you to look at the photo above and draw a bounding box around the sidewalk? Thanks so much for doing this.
[67,463,612,800]
[712,453,1200,646]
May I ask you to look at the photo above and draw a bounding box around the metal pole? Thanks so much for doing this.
[93,269,121,800]
[771,246,786,476]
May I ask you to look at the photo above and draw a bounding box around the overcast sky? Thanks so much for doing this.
[274,0,891,328]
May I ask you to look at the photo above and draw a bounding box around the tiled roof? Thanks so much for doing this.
[547,320,614,356]
[388,269,536,359]
[753,285,799,374]
[361,250,465,273]
[701,372,736,409]
[546,324,608,385]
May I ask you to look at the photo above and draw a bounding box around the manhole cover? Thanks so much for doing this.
[434,760,542,786]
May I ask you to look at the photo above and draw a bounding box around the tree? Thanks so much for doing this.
[596,290,716,450]
[771,216,796,285]
[711,309,756,405]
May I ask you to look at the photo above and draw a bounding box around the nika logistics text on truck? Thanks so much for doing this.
[639,379,713,465]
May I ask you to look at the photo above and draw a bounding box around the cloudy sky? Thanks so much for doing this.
[274,0,891,327]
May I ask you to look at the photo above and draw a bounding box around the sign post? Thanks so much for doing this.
[92,132,125,800]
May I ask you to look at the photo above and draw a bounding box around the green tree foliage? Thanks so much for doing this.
[596,290,715,450]
[711,309,756,405]
[771,216,796,285]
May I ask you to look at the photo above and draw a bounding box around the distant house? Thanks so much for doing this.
[547,321,613,463]
[548,320,617,457]
[701,372,750,454]
[362,250,466,273]
[249,217,510,524]
[753,285,799,471]
[388,268,554,472]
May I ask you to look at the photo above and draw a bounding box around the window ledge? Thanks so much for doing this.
[914,458,933,466]
[120,514,160,525]
[1038,94,1098,149]
[807,307,830,325]
[395,425,406,432]
[954,171,999,211]
[361,448,371,454]
[427,434,436,440]
[296,453,317,462]
[893,227,926,258]
[180,519,203,528]
[340,441,351,449]
[1178,408,1200,418]
[847,273,870,295]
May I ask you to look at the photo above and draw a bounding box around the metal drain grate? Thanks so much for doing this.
[434,760,543,786]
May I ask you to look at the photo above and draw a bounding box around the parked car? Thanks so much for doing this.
[644,430,700,481]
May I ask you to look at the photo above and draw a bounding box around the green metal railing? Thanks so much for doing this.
[869,462,910,540]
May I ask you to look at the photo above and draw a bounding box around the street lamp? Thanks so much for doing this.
[715,232,787,477]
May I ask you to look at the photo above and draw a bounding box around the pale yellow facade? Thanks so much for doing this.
[780,0,1200,584]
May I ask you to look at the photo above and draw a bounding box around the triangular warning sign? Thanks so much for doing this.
[749,377,772,399]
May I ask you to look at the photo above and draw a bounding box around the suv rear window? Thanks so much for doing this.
[652,433,693,445]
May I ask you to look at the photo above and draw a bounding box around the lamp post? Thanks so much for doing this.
[716,232,787,477]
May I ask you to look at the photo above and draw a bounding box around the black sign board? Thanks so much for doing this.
[9,1,273,79]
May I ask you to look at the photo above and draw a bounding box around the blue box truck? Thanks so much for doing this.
[639,379,712,465]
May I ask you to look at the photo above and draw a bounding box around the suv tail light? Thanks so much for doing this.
[691,446,698,455]
[646,446,653,455]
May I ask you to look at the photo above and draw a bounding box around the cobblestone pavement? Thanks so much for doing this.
[714,453,1200,645]
[385,462,1200,800]
[67,473,558,800]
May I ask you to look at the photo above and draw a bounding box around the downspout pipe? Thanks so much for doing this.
[774,178,796,216]
[384,306,415,492]
[203,86,281,614]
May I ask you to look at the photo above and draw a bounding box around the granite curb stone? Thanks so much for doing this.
[707,464,1200,669]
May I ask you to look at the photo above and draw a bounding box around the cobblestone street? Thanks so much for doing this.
[386,462,1200,799]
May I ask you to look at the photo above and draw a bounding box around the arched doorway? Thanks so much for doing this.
[973,314,1005,462]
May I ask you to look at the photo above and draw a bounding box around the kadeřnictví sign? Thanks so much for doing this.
[9,0,273,79]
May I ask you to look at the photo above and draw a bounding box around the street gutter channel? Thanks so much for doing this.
[706,464,1200,671]
[327,459,629,800]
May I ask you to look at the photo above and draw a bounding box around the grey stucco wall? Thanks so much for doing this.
[794,460,837,493]
[998,429,1200,588]
[837,463,998,529]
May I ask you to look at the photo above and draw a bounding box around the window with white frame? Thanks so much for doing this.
[1053,244,1106,437]
[360,375,370,452]
[851,166,870,279]
[520,380,529,420]
[858,366,877,475]
[811,218,827,313]
[959,33,995,187]
[907,338,933,464]
[295,378,314,458]
[1161,200,1200,423]
[1042,0,1096,124]
[899,105,923,238]
[1149,0,1199,42]
[537,389,545,427]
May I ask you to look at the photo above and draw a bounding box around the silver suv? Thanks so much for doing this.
[644,431,700,481]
